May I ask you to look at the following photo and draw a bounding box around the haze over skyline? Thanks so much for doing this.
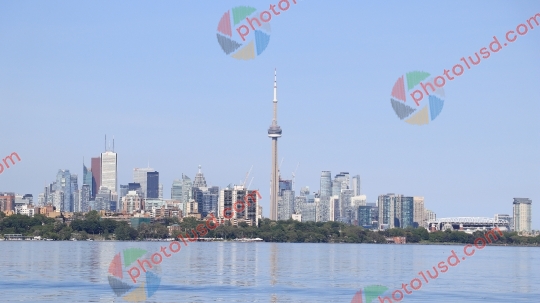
[1,1,538,228]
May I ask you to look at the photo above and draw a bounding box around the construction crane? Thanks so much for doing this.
[247,177,254,190]
[292,162,299,191]
[243,165,253,188]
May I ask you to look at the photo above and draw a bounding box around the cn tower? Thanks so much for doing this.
[268,69,282,221]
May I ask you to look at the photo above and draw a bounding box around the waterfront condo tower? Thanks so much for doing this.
[268,70,282,221]
[513,198,532,233]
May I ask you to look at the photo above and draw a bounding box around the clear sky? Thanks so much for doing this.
[1,1,539,229]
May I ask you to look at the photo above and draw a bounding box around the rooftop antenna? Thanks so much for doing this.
[113,137,115,152]
[105,135,107,151]
[292,162,299,191]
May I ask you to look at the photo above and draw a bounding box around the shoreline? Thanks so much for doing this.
[1,239,538,247]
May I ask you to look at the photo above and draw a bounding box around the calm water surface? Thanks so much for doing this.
[0,241,538,302]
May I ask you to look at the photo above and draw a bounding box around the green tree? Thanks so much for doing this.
[115,223,138,240]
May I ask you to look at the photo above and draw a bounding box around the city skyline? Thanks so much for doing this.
[0,1,538,229]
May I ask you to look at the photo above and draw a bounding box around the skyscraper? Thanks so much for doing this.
[147,171,159,199]
[378,194,396,229]
[133,167,154,198]
[218,185,259,226]
[413,197,425,228]
[83,163,93,198]
[278,189,295,220]
[193,165,207,188]
[399,196,414,228]
[352,175,361,196]
[171,179,182,200]
[268,70,282,221]
[101,151,118,195]
[80,184,90,212]
[70,174,79,212]
[513,198,532,233]
[55,169,72,212]
[90,157,101,199]
[320,171,332,197]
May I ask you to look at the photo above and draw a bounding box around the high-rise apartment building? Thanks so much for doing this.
[352,175,361,196]
[55,170,73,212]
[358,205,377,228]
[378,194,416,229]
[316,196,331,222]
[413,197,425,228]
[95,187,112,211]
[202,188,219,218]
[80,184,90,212]
[71,175,79,212]
[52,191,64,211]
[122,191,143,214]
[335,172,350,190]
[277,189,295,220]
[101,151,117,195]
[0,193,15,213]
[378,194,396,229]
[399,196,414,228]
[513,198,532,233]
[218,185,259,225]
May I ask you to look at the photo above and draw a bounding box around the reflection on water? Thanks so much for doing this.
[0,241,538,302]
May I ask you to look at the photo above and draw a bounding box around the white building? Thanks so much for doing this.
[424,209,436,228]
[122,191,142,214]
[513,198,532,233]
[15,204,35,217]
[101,151,118,195]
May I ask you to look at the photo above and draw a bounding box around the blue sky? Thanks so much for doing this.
[1,1,539,229]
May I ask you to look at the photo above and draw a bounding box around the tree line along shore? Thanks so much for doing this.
[1,210,539,245]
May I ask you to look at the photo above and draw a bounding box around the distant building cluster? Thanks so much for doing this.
[0,139,261,227]
[274,171,435,230]
[0,72,534,235]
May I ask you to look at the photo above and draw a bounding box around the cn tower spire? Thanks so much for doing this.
[273,69,278,124]
[268,69,282,221]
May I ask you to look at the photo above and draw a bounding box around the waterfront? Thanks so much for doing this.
[0,242,538,302]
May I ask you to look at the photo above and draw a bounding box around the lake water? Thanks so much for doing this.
[0,241,538,302]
